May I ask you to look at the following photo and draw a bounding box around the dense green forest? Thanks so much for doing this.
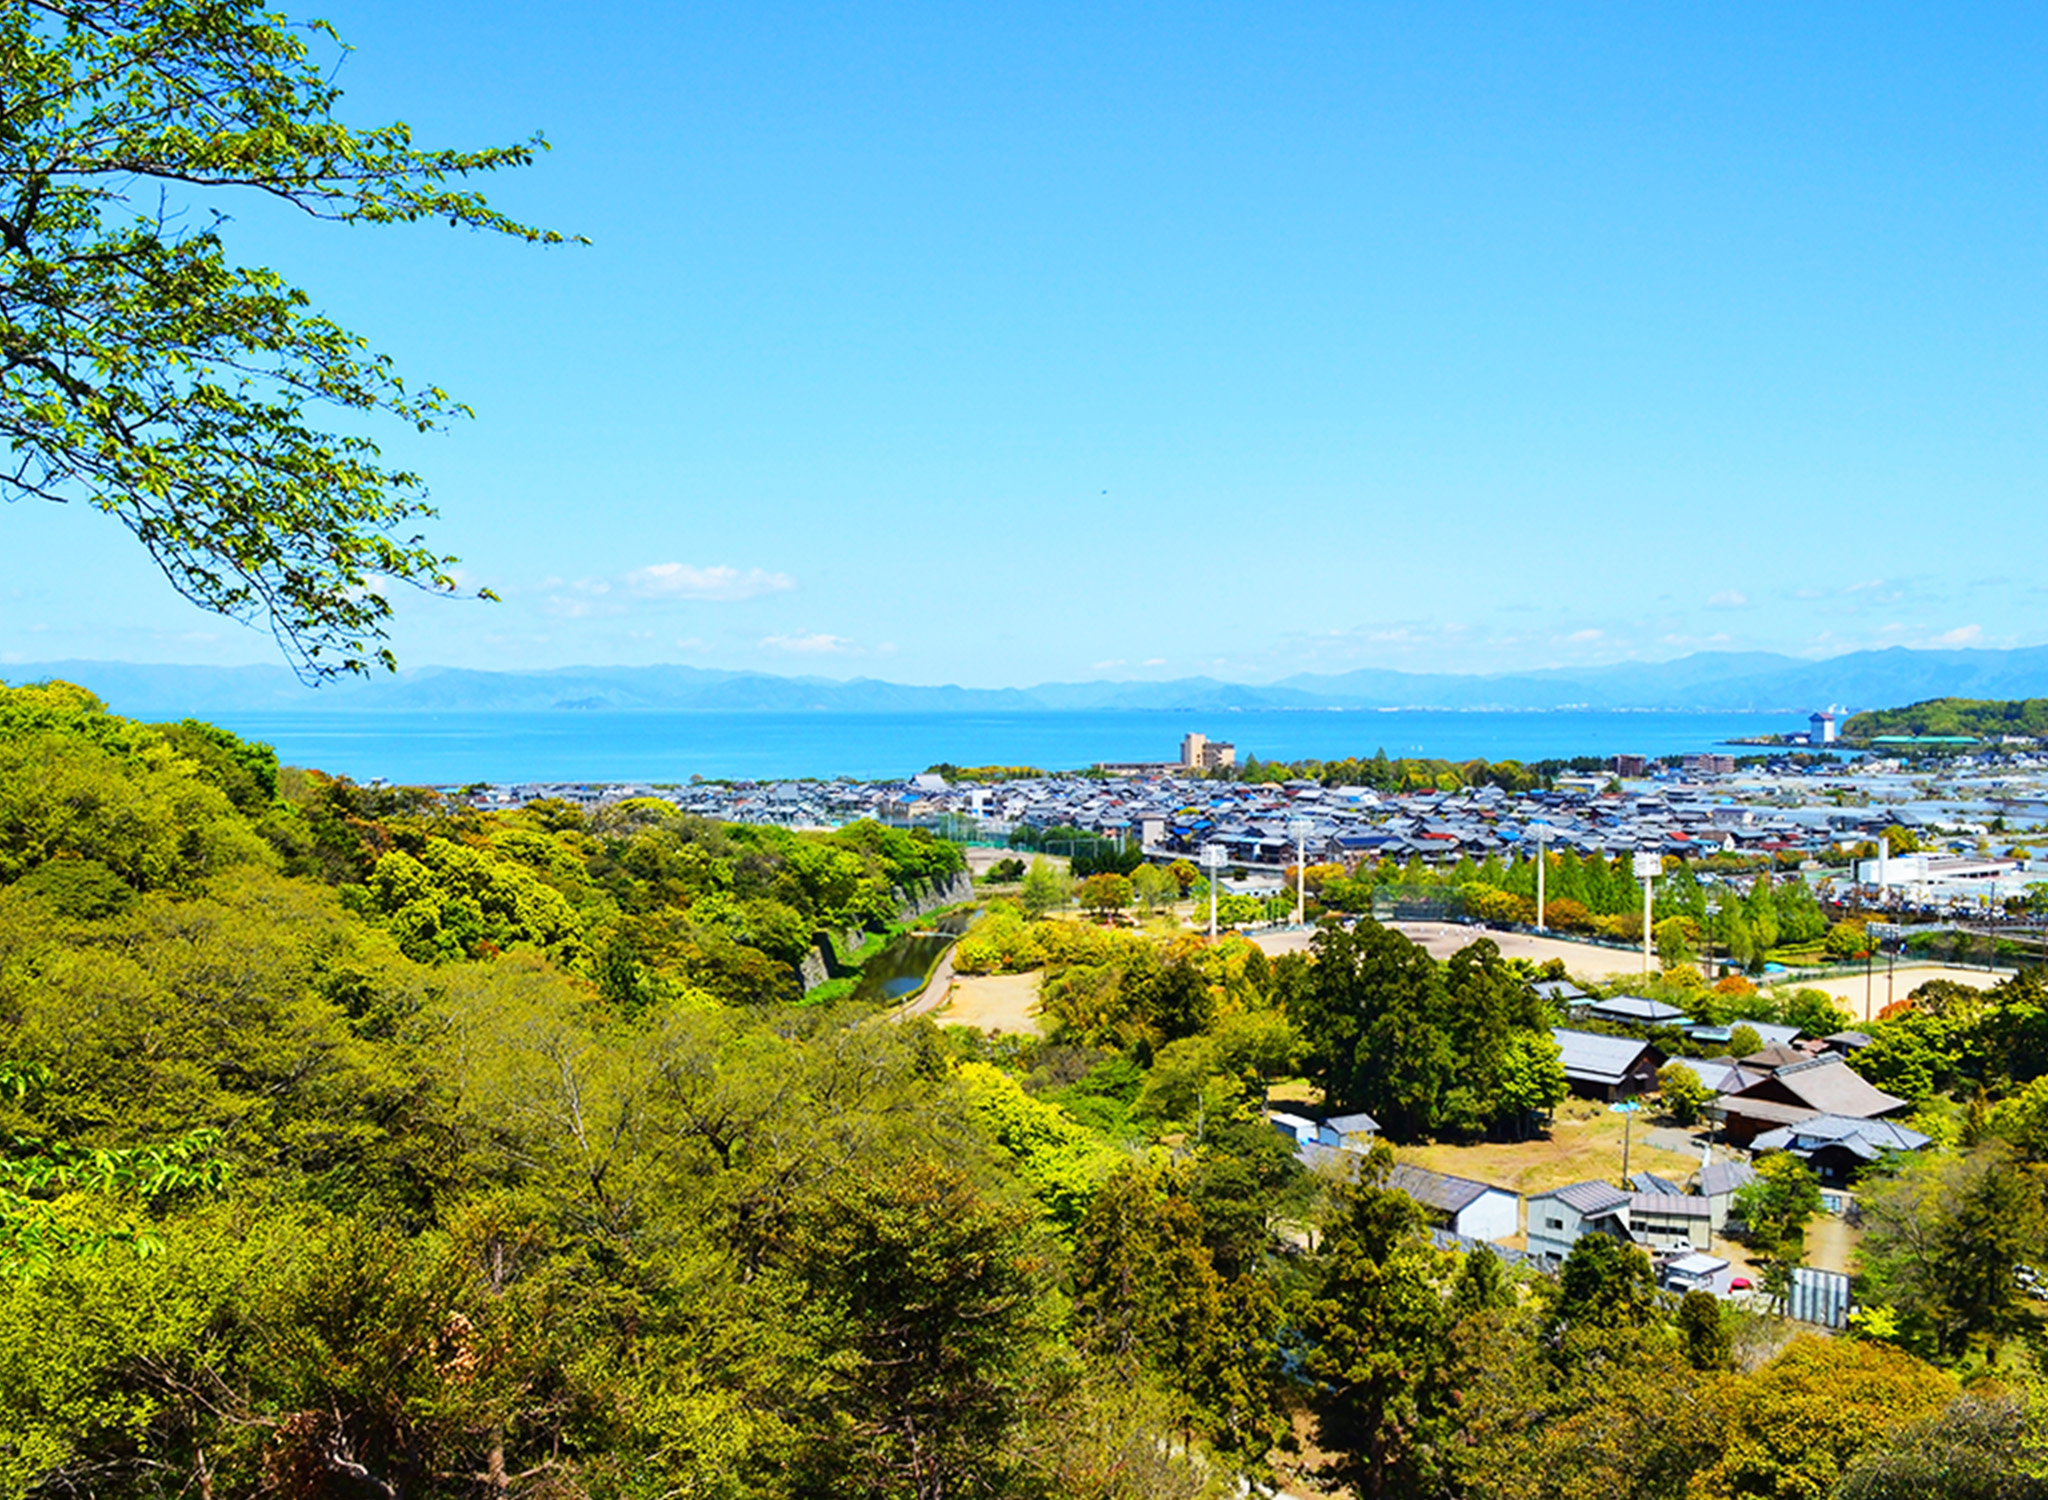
[1842,697,2048,742]
[7,680,2048,1499]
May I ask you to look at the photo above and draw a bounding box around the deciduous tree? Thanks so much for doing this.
[0,0,574,677]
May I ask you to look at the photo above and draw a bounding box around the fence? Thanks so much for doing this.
[1786,1266,1852,1328]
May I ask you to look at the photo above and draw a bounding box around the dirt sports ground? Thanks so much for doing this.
[1254,921,1651,977]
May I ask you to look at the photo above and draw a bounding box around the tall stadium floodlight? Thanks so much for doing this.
[1530,823,1555,931]
[1203,844,1227,939]
[1288,817,1312,926]
[1704,898,1721,982]
[1633,851,1663,973]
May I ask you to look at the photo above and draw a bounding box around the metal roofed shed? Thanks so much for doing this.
[1386,1163,1520,1243]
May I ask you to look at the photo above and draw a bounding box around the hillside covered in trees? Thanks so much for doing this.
[4,680,2048,1500]
[1843,696,2048,742]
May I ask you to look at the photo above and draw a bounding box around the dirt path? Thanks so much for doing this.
[891,944,961,1021]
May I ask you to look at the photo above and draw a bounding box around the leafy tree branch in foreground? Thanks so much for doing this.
[0,0,576,677]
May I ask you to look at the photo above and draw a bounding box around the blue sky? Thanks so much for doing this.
[5,1,2046,685]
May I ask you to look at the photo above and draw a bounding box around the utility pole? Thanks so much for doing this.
[1532,823,1553,931]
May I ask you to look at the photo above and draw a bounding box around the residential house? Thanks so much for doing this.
[1582,995,1695,1030]
[1526,1180,1631,1262]
[1719,1054,1909,1148]
[1750,1115,1934,1185]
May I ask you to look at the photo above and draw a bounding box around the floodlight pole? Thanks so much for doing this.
[1634,850,1661,974]
[1644,877,1654,972]
[1289,817,1311,926]
[1203,845,1225,940]
[1532,824,1552,932]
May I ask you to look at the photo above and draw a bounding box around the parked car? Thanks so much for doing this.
[1729,1276,1753,1291]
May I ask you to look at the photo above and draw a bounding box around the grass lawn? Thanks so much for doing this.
[1392,1097,1703,1198]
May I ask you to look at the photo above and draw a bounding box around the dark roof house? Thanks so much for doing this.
[1553,1028,1665,1099]
[1750,1115,1933,1184]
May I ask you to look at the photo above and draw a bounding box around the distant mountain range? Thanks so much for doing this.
[8,645,2048,719]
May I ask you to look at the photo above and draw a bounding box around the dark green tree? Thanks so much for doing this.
[1301,1147,1455,1500]
[778,1158,1053,1499]
[1732,1154,1823,1309]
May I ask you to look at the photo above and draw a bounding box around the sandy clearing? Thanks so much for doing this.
[933,970,1044,1034]
[1391,1100,1707,1201]
[964,846,1069,876]
[1766,962,2012,1023]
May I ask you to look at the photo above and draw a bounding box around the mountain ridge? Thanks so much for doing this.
[7,645,2048,718]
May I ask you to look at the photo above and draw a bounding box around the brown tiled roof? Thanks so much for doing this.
[1760,1056,1906,1119]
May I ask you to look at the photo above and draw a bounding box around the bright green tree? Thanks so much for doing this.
[1079,872,1135,919]
[1858,1145,2048,1360]
[1020,856,1070,918]
[1658,1060,1715,1125]
[778,1159,1054,1500]
[0,0,574,677]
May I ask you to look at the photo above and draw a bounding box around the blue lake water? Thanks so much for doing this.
[195,708,1810,785]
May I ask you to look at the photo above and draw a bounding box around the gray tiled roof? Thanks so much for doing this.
[1697,1159,1756,1199]
[1752,1115,1933,1160]
[1552,1028,1656,1086]
[1754,1056,1907,1119]
[1537,1180,1631,1216]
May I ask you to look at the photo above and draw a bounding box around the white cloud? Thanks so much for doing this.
[1707,590,1748,608]
[761,631,853,654]
[1929,624,1982,647]
[627,563,794,601]
[1562,628,1604,644]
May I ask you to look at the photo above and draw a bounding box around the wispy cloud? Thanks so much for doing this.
[1707,590,1748,609]
[1928,624,1982,647]
[627,563,795,601]
[761,631,853,654]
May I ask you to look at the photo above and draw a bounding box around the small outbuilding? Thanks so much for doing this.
[1663,1252,1734,1298]
[1386,1163,1521,1244]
